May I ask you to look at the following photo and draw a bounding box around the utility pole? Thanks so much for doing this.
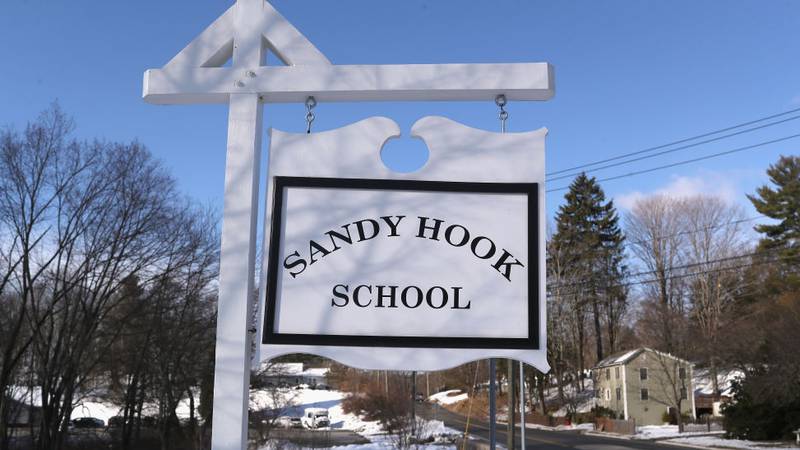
[489,358,497,450]
[507,359,516,450]
[426,372,430,398]
[520,362,526,449]
[411,371,417,437]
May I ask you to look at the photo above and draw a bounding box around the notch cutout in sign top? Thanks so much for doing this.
[379,136,430,173]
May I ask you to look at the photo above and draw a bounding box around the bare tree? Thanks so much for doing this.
[681,196,749,395]
[626,195,689,353]
[0,106,99,450]
[247,362,302,447]
[0,105,219,450]
[649,351,692,433]
[546,235,575,402]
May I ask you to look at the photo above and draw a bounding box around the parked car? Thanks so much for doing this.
[72,417,105,428]
[301,408,330,429]
[278,416,303,429]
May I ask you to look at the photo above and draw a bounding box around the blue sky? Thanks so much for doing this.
[1,1,799,223]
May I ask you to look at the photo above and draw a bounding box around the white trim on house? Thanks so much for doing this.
[690,366,697,419]
[622,363,629,420]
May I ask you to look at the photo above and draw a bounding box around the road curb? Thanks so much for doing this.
[583,430,726,450]
[657,440,717,450]
[583,430,634,440]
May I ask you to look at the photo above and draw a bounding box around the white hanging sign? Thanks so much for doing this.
[258,116,548,372]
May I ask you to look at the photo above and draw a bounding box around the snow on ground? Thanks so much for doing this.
[254,387,463,448]
[70,401,119,423]
[13,384,197,424]
[259,420,462,450]
[544,377,594,402]
[666,435,799,449]
[428,390,468,406]
[260,432,460,450]
[251,386,384,435]
[70,396,196,424]
[632,425,724,440]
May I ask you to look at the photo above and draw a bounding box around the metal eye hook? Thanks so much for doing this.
[305,96,317,134]
[495,94,508,133]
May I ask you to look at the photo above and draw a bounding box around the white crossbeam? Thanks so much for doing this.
[143,62,554,104]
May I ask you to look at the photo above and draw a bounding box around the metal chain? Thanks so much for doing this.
[495,94,508,133]
[305,96,317,134]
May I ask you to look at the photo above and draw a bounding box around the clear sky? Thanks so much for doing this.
[1,1,799,223]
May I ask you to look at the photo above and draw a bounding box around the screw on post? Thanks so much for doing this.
[495,94,508,133]
[305,96,317,134]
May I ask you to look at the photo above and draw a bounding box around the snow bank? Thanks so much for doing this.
[250,386,383,435]
[666,435,795,449]
[70,401,120,423]
[633,425,724,440]
[70,396,196,423]
[428,390,468,405]
[260,433,459,450]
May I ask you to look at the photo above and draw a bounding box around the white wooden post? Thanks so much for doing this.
[211,1,265,447]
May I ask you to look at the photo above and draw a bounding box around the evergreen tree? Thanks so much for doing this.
[551,173,627,363]
[748,155,800,262]
[720,155,800,440]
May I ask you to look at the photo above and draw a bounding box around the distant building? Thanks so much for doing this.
[259,363,329,387]
[693,368,742,417]
[593,347,695,426]
[3,387,42,427]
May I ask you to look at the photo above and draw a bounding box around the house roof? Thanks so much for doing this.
[592,347,691,369]
[693,368,743,397]
[594,349,644,369]
[261,362,304,376]
[302,368,329,377]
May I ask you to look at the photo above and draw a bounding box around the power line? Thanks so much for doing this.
[547,248,770,291]
[626,215,763,246]
[546,133,800,193]
[546,106,800,177]
[547,252,797,299]
[546,115,800,182]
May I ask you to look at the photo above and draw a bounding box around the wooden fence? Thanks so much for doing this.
[594,417,636,434]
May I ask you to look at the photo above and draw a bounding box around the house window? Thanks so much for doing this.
[605,389,610,401]
[680,387,687,400]
[616,387,621,400]
[605,369,610,380]
[640,368,648,380]
[615,367,620,378]
[641,388,649,400]
[679,368,686,380]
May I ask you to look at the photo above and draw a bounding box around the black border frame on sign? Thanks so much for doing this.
[262,176,540,350]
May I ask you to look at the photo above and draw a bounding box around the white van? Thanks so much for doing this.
[301,408,330,429]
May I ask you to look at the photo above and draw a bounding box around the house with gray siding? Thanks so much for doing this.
[593,347,695,426]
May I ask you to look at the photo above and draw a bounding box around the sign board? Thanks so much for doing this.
[264,177,538,348]
[258,116,548,372]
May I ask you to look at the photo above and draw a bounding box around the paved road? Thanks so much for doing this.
[419,403,674,450]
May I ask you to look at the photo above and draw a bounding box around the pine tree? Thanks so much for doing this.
[748,155,800,262]
[551,173,627,363]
